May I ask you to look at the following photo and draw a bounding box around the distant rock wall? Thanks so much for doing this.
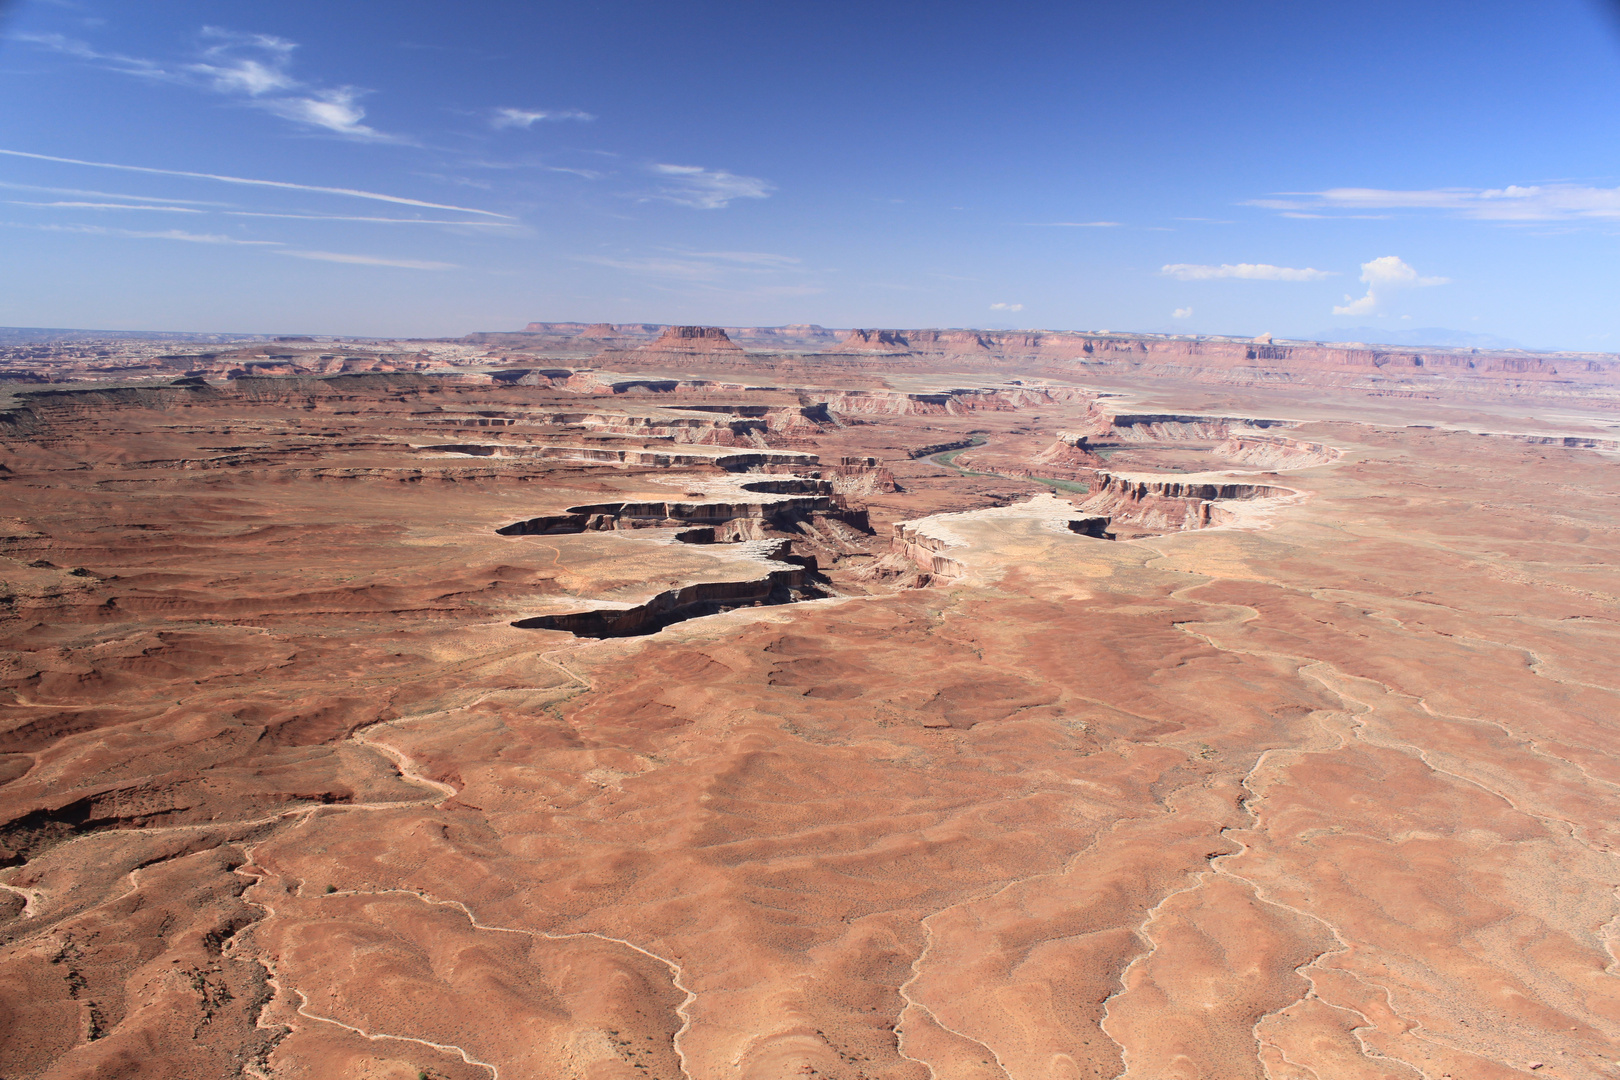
[841,330,1620,397]
[512,562,804,637]
[1080,471,1296,532]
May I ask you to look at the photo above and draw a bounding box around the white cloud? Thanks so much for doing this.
[990,302,1023,311]
[15,27,399,142]
[1254,184,1620,222]
[276,250,457,269]
[1172,307,1193,319]
[491,107,596,129]
[1160,262,1332,281]
[188,28,297,95]
[647,164,773,209]
[259,87,385,141]
[0,149,512,217]
[1332,255,1448,315]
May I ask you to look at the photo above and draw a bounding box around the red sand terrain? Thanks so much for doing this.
[0,330,1617,1079]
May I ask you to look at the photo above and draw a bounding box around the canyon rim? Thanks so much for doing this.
[1,324,1617,1079]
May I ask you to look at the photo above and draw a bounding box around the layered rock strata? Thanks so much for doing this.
[1081,470,1298,531]
[511,541,808,637]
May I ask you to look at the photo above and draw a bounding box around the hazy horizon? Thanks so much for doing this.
[0,320,1572,356]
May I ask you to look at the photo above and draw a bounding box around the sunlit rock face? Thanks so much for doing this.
[2,328,1618,1080]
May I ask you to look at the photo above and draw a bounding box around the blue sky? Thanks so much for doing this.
[1,0,1618,347]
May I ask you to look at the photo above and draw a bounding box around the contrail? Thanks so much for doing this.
[0,148,514,218]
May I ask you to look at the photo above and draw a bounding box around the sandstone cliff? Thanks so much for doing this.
[808,329,1620,398]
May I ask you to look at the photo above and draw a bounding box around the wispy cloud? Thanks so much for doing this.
[1252,184,1620,222]
[490,107,596,128]
[9,31,168,79]
[189,28,298,94]
[453,159,606,180]
[223,211,518,226]
[990,302,1023,311]
[14,26,400,141]
[1027,220,1121,227]
[8,200,205,213]
[582,256,726,279]
[7,221,462,269]
[0,180,224,205]
[1332,255,1447,315]
[4,221,281,244]
[543,165,605,180]
[3,185,516,227]
[580,249,803,281]
[646,164,773,209]
[1172,307,1193,319]
[685,250,801,268]
[257,87,384,141]
[0,149,512,217]
[1160,262,1332,281]
[276,250,458,269]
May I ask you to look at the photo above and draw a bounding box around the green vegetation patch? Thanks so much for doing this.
[1029,476,1090,494]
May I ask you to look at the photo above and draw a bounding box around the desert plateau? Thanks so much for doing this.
[0,323,1616,1079]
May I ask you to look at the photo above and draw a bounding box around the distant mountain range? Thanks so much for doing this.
[0,326,282,345]
[1308,326,1526,350]
[0,323,1544,353]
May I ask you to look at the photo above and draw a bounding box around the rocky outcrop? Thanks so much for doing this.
[1093,475,1289,501]
[823,386,1080,417]
[422,403,829,447]
[908,438,980,459]
[492,323,838,352]
[663,403,834,437]
[426,444,819,471]
[1032,433,1100,469]
[1047,417,1340,471]
[1212,434,1341,469]
[512,559,806,637]
[1084,403,1298,442]
[1080,471,1296,532]
[1066,515,1114,539]
[508,540,806,634]
[837,329,913,353]
[890,521,968,579]
[1476,432,1620,453]
[497,480,868,538]
[820,457,899,495]
[623,326,748,364]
